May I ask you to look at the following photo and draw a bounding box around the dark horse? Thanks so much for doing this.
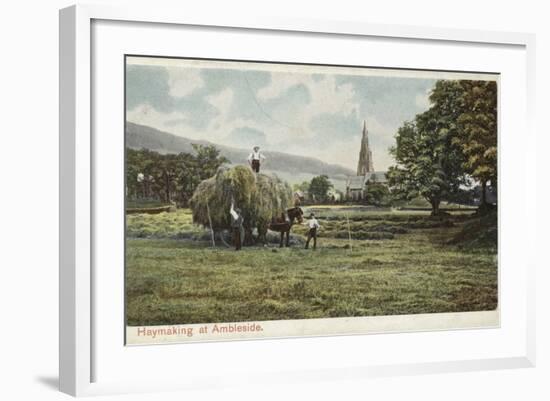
[265,207,304,248]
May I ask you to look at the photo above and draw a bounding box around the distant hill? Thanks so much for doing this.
[126,122,354,185]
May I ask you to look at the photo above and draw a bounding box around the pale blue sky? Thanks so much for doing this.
[126,58,438,170]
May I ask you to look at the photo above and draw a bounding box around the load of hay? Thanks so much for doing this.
[189,166,293,242]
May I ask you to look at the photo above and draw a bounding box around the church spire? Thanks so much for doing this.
[356,120,374,175]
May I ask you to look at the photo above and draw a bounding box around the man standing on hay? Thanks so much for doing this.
[247,145,266,173]
[304,213,321,250]
[230,202,244,251]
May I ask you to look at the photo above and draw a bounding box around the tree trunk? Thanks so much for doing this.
[430,198,440,216]
[481,180,487,207]
[478,180,490,214]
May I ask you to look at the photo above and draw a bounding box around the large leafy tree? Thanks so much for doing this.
[388,79,497,214]
[308,175,333,203]
[388,121,452,216]
[192,144,229,181]
[455,81,498,207]
[388,82,468,215]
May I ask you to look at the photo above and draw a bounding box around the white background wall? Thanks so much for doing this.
[0,0,547,399]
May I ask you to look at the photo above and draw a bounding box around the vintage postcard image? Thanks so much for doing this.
[124,56,498,345]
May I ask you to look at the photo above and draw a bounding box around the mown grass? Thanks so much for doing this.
[126,207,497,326]
[126,209,208,240]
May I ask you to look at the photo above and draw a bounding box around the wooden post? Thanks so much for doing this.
[206,202,216,247]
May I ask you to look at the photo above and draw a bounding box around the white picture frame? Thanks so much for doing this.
[59,4,536,397]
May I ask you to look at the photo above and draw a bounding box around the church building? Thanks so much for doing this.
[345,120,388,201]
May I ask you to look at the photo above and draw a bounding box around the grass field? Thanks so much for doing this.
[126,207,497,326]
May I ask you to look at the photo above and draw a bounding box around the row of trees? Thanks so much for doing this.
[294,176,390,206]
[388,80,497,215]
[126,145,229,206]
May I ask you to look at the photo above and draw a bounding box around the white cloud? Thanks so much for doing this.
[256,73,306,100]
[206,88,234,129]
[127,68,408,171]
[258,73,357,116]
[167,67,203,98]
[253,73,361,144]
[127,104,190,134]
[306,76,357,116]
